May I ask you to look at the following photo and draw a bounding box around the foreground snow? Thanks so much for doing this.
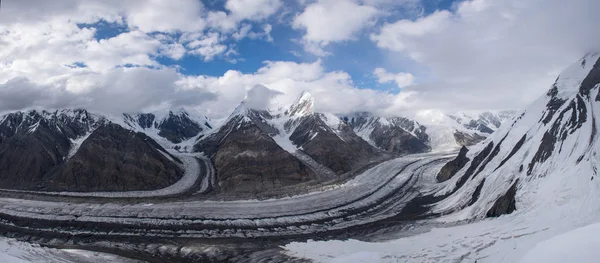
[518,222,600,263]
[0,238,139,263]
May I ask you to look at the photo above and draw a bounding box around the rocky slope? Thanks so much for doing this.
[194,92,383,193]
[193,105,317,193]
[344,112,431,154]
[343,110,515,153]
[422,53,600,219]
[123,109,212,144]
[0,109,192,191]
[47,123,183,192]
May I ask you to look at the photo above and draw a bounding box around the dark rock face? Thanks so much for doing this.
[579,56,600,97]
[455,142,494,190]
[157,111,203,143]
[0,110,101,189]
[469,178,486,206]
[123,110,205,143]
[453,131,487,146]
[370,126,430,153]
[135,113,155,129]
[436,146,470,182]
[195,112,317,193]
[0,119,71,189]
[486,180,518,217]
[529,94,588,175]
[540,86,567,125]
[346,113,430,154]
[290,114,380,174]
[0,110,184,192]
[47,124,183,192]
[495,134,527,171]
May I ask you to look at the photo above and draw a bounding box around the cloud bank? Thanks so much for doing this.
[0,0,598,118]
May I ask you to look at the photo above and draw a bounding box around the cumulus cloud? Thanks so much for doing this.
[371,0,600,111]
[225,0,283,21]
[373,68,415,88]
[293,0,379,55]
[0,68,217,114]
[176,60,406,118]
[0,0,283,115]
[1,0,598,120]
[243,85,284,110]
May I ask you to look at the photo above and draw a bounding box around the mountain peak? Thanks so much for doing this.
[287,91,314,117]
[552,53,600,97]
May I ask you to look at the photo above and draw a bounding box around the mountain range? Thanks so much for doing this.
[0,90,514,194]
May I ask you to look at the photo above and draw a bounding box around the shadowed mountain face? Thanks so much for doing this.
[0,119,72,189]
[0,110,184,191]
[123,110,207,143]
[195,111,317,193]
[47,123,183,192]
[290,114,380,174]
[193,92,383,193]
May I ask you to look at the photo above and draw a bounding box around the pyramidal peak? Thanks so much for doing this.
[287,91,315,117]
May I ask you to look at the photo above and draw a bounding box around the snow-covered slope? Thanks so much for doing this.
[415,109,515,150]
[285,53,600,262]
[431,53,600,219]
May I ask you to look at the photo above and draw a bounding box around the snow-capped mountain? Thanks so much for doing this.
[343,112,431,154]
[342,110,515,152]
[194,91,382,193]
[123,108,212,144]
[0,108,210,192]
[413,109,516,150]
[449,110,516,134]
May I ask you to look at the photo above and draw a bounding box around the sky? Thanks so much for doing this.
[0,0,599,119]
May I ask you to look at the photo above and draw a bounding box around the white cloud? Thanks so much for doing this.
[373,68,415,88]
[225,0,283,21]
[176,60,405,118]
[0,68,217,113]
[243,84,283,110]
[2,0,598,119]
[293,0,379,55]
[371,10,451,53]
[186,33,228,61]
[371,0,600,111]
[124,0,206,33]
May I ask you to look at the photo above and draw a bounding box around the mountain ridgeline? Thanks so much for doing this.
[0,90,513,194]
[418,53,600,220]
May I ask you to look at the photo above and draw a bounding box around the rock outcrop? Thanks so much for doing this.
[436,146,470,182]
